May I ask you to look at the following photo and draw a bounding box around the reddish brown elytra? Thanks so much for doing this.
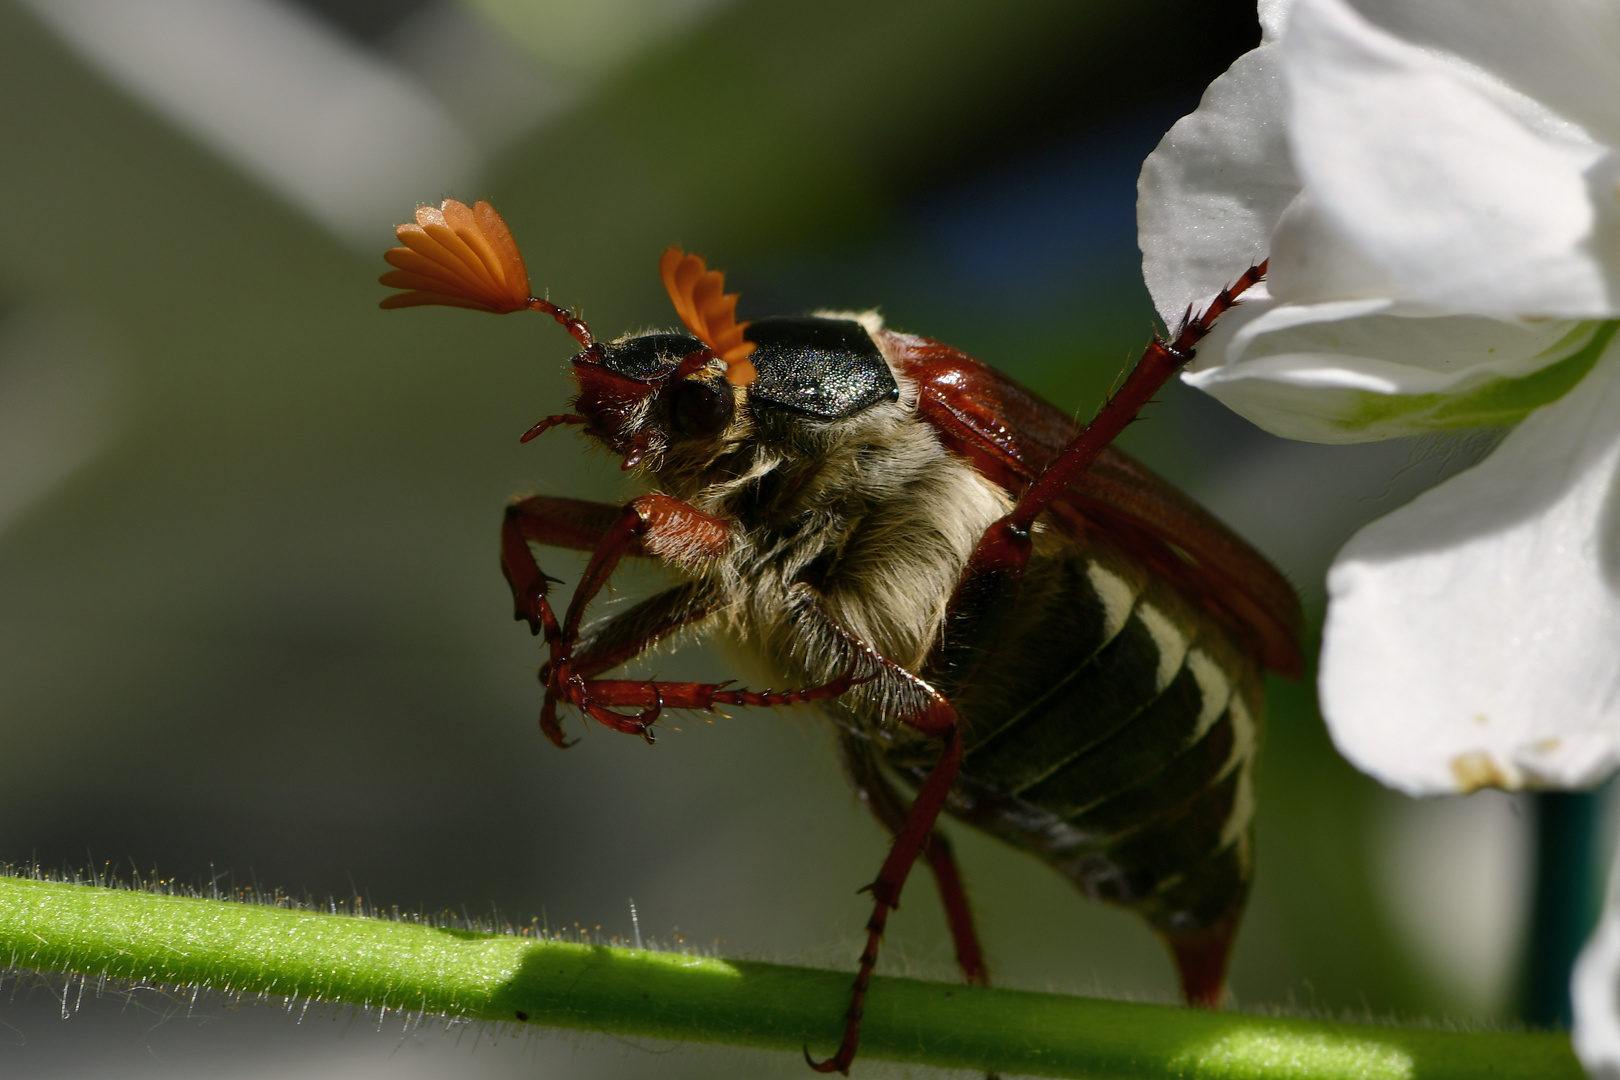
[382,199,1300,1075]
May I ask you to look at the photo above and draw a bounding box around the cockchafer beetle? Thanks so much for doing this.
[381,199,1301,1074]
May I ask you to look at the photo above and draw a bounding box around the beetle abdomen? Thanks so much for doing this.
[907,538,1263,940]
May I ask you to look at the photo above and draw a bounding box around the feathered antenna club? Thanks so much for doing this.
[379,199,593,348]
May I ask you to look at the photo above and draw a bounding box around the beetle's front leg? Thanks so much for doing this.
[517,493,730,744]
[501,493,631,640]
[522,495,892,745]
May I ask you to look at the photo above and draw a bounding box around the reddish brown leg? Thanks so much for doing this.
[557,495,728,642]
[525,582,720,746]
[567,584,963,1074]
[507,497,973,1071]
[548,663,872,746]
[501,494,631,640]
[783,604,966,1074]
[837,732,989,988]
[809,725,965,1076]
[919,829,988,984]
[505,494,626,557]
[565,581,720,682]
[924,267,1267,1023]
[502,494,718,743]
[958,262,1268,589]
[510,493,882,745]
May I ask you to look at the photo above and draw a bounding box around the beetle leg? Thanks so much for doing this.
[808,725,965,1077]
[748,598,968,1074]
[503,494,725,743]
[568,663,867,711]
[554,573,964,1070]
[502,494,636,635]
[539,494,723,741]
[837,731,990,989]
[558,493,730,644]
[502,491,721,635]
[526,495,883,741]
[538,692,570,748]
[959,261,1269,586]
[531,582,722,748]
[565,580,722,681]
[548,657,875,745]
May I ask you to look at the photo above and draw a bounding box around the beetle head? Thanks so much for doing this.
[377,212,753,469]
[525,332,735,471]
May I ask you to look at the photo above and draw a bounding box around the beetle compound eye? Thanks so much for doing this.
[669,378,734,438]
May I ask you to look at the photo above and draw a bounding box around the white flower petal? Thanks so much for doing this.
[1138,43,1298,326]
[1576,855,1620,1080]
[1267,190,1400,304]
[1319,338,1620,794]
[1350,0,1620,152]
[1225,304,1583,386]
[1281,0,1617,317]
[1184,293,1416,443]
[1257,0,1290,43]
[1186,294,1611,442]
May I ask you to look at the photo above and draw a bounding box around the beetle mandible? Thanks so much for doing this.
[380,199,1301,1074]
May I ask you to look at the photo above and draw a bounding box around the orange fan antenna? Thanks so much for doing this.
[380,199,531,314]
[659,248,758,386]
[380,199,595,349]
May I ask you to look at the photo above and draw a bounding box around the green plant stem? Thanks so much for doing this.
[0,876,1579,1079]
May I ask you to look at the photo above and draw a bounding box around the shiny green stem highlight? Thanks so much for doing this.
[0,875,1581,1079]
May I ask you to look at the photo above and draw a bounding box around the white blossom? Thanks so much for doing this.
[1138,0,1620,1063]
[1138,0,1620,797]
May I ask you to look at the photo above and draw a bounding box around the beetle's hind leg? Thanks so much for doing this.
[958,260,1268,590]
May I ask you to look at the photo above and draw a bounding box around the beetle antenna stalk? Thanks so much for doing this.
[527,298,595,349]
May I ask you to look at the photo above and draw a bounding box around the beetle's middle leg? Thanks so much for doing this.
[811,723,965,1076]
[773,601,962,1075]
[837,730,989,989]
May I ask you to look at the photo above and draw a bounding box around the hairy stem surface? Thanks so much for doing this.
[0,875,1580,1079]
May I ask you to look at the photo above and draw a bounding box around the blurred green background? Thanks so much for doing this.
[0,0,1546,1075]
